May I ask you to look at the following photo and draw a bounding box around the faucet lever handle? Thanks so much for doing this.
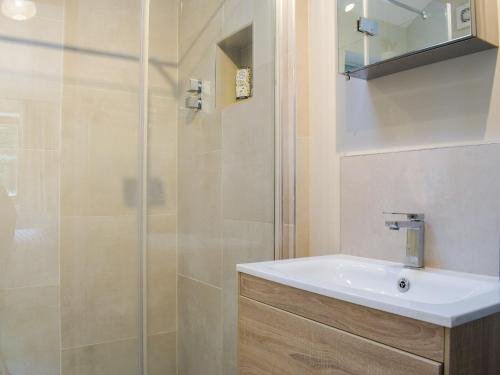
[383,212,424,221]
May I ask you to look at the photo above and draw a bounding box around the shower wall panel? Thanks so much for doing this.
[178,1,275,374]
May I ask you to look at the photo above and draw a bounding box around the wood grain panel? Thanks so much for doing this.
[239,296,443,375]
[474,0,499,46]
[240,273,444,362]
[444,312,500,375]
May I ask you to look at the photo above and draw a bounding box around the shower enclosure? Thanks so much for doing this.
[0,0,277,374]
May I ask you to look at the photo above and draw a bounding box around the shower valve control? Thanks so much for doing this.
[186,78,202,112]
[187,78,202,94]
[186,96,202,111]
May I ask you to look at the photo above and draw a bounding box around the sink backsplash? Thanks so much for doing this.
[341,143,500,277]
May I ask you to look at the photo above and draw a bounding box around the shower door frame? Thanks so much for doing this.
[138,0,150,374]
[275,0,297,260]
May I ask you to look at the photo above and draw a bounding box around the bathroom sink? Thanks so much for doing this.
[237,255,500,327]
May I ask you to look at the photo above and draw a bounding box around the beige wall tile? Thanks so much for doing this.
[178,50,221,159]
[177,2,275,374]
[222,155,274,223]
[178,108,222,157]
[0,44,63,103]
[63,0,140,54]
[148,332,177,375]
[148,96,177,216]
[16,149,59,212]
[178,151,222,287]
[0,10,64,102]
[63,0,141,91]
[253,0,276,67]
[179,0,223,59]
[147,214,177,335]
[63,52,139,92]
[62,339,139,375]
[0,150,59,289]
[0,11,63,43]
[61,84,139,216]
[21,101,61,151]
[222,220,274,373]
[179,9,222,100]
[178,275,222,375]
[0,73,63,105]
[342,144,500,276]
[222,0,253,36]
[0,98,60,151]
[61,215,139,348]
[221,64,275,223]
[149,0,179,98]
[34,0,66,21]
[0,286,60,375]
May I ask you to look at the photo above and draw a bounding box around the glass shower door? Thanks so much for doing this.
[0,0,146,373]
[60,0,143,373]
[1,0,277,374]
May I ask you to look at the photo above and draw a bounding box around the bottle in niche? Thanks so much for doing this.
[236,67,252,100]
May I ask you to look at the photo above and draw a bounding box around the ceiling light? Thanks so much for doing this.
[345,3,356,12]
[1,0,37,21]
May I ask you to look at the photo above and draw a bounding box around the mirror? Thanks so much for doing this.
[338,0,475,77]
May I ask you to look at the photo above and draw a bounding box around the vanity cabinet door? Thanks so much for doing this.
[240,273,444,362]
[239,296,443,375]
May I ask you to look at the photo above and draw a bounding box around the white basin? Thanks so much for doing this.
[237,254,500,327]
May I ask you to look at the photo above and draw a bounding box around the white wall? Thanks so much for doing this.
[308,0,340,256]
[309,0,500,275]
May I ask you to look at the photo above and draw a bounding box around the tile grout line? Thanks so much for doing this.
[177,272,223,291]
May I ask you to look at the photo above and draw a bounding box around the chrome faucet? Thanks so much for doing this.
[385,213,425,269]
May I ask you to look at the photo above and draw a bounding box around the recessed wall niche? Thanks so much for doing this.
[216,24,253,109]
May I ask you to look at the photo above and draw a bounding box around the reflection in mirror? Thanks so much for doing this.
[339,0,473,74]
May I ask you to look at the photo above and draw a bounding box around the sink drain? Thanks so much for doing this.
[397,277,410,293]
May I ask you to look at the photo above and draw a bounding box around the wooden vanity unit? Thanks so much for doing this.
[238,273,500,375]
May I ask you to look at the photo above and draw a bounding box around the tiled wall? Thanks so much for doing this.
[341,144,500,277]
[0,1,64,373]
[0,0,179,373]
[60,0,143,372]
[177,0,275,373]
[146,0,179,373]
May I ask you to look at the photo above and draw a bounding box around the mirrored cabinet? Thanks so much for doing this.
[338,0,498,79]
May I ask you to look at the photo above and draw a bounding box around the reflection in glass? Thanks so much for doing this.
[0,114,19,197]
[1,0,37,21]
[338,0,473,73]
